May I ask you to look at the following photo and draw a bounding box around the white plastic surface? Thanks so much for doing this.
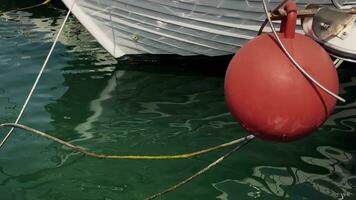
[303,16,356,61]
[62,0,334,57]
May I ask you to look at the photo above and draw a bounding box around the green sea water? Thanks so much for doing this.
[0,1,356,199]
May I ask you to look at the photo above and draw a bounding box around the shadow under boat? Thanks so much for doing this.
[45,52,234,143]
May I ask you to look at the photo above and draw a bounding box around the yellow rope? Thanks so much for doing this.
[145,139,253,200]
[0,123,255,160]
[1,0,51,15]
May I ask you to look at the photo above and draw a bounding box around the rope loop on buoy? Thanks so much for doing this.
[260,0,345,102]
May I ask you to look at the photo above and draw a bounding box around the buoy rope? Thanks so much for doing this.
[0,123,255,159]
[334,58,344,68]
[144,137,254,200]
[258,0,289,36]
[0,1,76,150]
[0,0,51,15]
[261,0,345,102]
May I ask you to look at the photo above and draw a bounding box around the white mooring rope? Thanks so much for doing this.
[261,0,345,103]
[334,58,344,68]
[0,2,76,149]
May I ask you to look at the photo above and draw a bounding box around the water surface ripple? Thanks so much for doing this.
[0,2,356,200]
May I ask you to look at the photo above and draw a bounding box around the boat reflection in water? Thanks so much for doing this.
[1,2,356,199]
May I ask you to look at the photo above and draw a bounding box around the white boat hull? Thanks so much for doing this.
[61,0,332,58]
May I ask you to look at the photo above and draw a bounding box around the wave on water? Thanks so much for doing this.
[325,76,356,133]
[213,146,356,200]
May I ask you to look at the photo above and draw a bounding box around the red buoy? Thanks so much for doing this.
[224,2,339,142]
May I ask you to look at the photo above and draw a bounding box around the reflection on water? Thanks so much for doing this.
[213,146,356,199]
[0,1,356,200]
[325,75,356,133]
[211,64,356,200]
[73,70,124,142]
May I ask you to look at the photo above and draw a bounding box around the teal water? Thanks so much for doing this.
[1,1,356,199]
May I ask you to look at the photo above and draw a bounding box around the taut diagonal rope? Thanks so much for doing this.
[0,1,76,149]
